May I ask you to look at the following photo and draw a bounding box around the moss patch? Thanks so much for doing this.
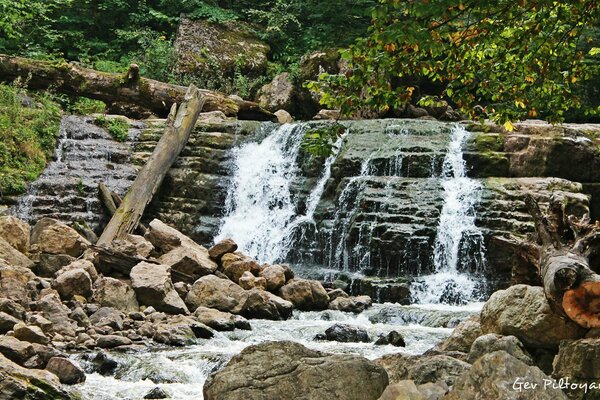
[94,115,129,142]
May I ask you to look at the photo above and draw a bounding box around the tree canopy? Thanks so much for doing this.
[313,0,600,127]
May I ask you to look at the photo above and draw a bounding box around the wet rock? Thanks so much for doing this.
[131,262,188,315]
[193,306,237,331]
[154,315,214,346]
[238,271,267,290]
[96,334,132,349]
[435,316,481,353]
[0,237,33,269]
[13,323,49,344]
[89,307,124,331]
[0,216,30,253]
[93,277,139,313]
[203,341,388,400]
[145,387,169,399]
[242,289,293,320]
[30,218,90,257]
[0,353,74,399]
[374,331,406,347]
[278,278,329,311]
[378,380,425,400]
[23,343,64,369]
[480,284,585,348]
[328,295,372,313]
[259,264,287,291]
[86,351,118,375]
[468,333,533,365]
[274,109,293,124]
[327,288,348,301]
[445,351,568,400]
[324,323,370,343]
[208,239,238,261]
[53,268,92,300]
[0,336,33,365]
[0,311,20,333]
[186,275,248,314]
[45,356,86,384]
[158,245,217,283]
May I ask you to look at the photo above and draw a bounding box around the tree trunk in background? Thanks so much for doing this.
[97,84,204,245]
[524,194,600,328]
[0,54,275,120]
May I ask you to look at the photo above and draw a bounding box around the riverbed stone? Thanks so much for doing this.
[278,278,329,310]
[407,355,470,387]
[193,306,238,331]
[0,261,36,307]
[378,380,425,400]
[186,275,248,314]
[324,323,370,343]
[0,216,30,253]
[0,335,34,365]
[242,288,293,320]
[0,311,20,333]
[158,244,217,283]
[203,341,388,400]
[328,295,372,313]
[208,239,238,260]
[89,307,124,331]
[53,267,92,300]
[468,333,533,365]
[480,284,586,348]
[13,323,49,344]
[45,356,86,384]
[94,277,139,312]
[259,264,287,291]
[0,237,33,269]
[96,334,132,349]
[31,292,76,336]
[238,271,267,290]
[444,351,568,400]
[552,338,600,399]
[435,316,482,353]
[30,218,90,257]
[131,262,188,314]
[125,234,155,257]
[374,330,406,347]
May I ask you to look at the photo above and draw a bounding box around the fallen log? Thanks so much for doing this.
[98,182,117,215]
[97,84,203,245]
[515,194,600,328]
[0,54,275,120]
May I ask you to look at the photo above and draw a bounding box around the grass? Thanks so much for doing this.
[93,115,129,142]
[0,81,62,196]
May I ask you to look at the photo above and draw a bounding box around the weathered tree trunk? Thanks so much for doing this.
[97,84,203,245]
[510,194,600,328]
[98,182,117,215]
[0,54,275,120]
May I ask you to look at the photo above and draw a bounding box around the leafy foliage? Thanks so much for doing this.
[0,81,61,195]
[301,123,346,157]
[312,1,600,126]
[94,115,129,142]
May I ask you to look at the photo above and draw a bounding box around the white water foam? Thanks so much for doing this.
[412,125,487,304]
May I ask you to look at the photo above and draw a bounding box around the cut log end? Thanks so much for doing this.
[563,281,600,328]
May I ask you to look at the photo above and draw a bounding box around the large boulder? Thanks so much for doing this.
[175,17,270,80]
[323,323,370,343]
[89,307,124,331]
[258,72,295,112]
[45,357,85,384]
[153,315,214,346]
[30,292,76,336]
[444,351,568,400]
[130,262,188,314]
[53,268,92,300]
[241,289,293,320]
[259,264,287,292]
[468,334,533,365]
[238,271,267,290]
[480,284,585,348]
[0,311,20,333]
[328,295,372,314]
[0,261,36,306]
[435,316,482,353]
[30,218,90,257]
[158,245,217,283]
[0,353,75,399]
[186,275,248,314]
[0,216,30,253]
[0,335,34,365]
[193,307,238,331]
[93,277,139,313]
[278,278,329,310]
[203,341,388,400]
[375,353,469,387]
[0,237,33,269]
[13,323,49,345]
[208,239,237,261]
[552,339,600,399]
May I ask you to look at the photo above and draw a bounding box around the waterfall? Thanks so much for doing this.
[216,123,344,264]
[412,125,487,305]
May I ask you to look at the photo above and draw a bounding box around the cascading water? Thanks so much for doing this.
[412,125,487,304]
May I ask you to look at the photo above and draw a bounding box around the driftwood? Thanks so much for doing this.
[0,54,275,120]
[97,85,203,245]
[98,182,117,215]
[497,194,600,328]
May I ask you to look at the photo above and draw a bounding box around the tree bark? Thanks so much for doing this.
[0,54,275,120]
[523,194,600,328]
[97,84,204,245]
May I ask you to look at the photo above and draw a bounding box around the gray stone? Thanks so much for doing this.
[468,333,533,365]
[242,289,293,320]
[324,323,370,343]
[186,275,248,314]
[552,338,600,399]
[158,245,217,283]
[45,356,85,384]
[436,316,481,353]
[89,307,124,331]
[31,293,76,336]
[0,335,33,365]
[0,311,20,333]
[96,334,132,349]
[203,341,388,400]
[144,386,169,399]
[378,380,425,400]
[131,262,188,315]
[407,355,470,387]
[328,295,372,313]
[480,285,585,348]
[193,306,237,331]
[53,268,92,299]
[445,351,568,400]
[374,331,406,347]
